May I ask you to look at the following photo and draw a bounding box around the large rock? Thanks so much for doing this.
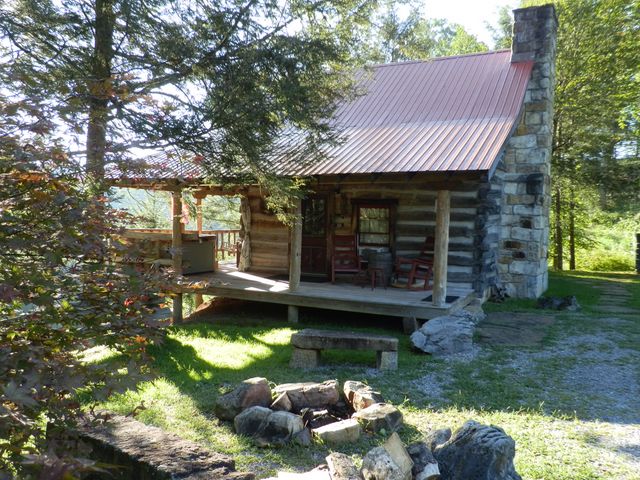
[343,381,385,412]
[536,295,580,311]
[410,314,475,357]
[352,403,403,434]
[433,420,522,480]
[271,392,293,412]
[406,442,439,480]
[234,407,304,447]
[326,453,361,480]
[312,418,361,444]
[214,377,272,420]
[424,427,452,451]
[361,446,407,480]
[264,466,331,480]
[383,433,413,480]
[234,406,273,437]
[273,380,340,411]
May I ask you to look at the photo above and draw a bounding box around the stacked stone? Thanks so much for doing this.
[472,174,502,294]
[493,5,557,298]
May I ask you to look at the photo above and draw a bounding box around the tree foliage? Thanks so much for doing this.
[487,5,513,50]
[0,125,163,476]
[544,0,640,269]
[362,0,488,63]
[0,0,370,184]
[510,0,640,269]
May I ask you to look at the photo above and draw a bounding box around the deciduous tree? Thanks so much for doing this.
[0,122,163,477]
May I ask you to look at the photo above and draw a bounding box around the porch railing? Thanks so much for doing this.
[201,229,241,260]
[115,228,241,268]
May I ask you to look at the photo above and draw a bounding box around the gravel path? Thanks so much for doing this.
[411,280,640,477]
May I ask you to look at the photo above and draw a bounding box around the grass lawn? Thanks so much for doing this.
[89,271,640,479]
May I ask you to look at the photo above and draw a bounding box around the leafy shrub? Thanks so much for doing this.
[0,143,163,478]
[576,249,635,272]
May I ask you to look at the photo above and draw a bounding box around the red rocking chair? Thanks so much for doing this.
[392,236,434,290]
[331,235,364,283]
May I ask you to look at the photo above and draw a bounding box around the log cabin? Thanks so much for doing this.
[110,5,557,325]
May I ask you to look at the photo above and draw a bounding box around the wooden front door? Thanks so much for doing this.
[301,196,328,275]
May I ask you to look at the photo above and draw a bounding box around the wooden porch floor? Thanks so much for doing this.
[178,265,475,320]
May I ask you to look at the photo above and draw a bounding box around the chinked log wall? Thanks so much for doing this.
[245,175,497,294]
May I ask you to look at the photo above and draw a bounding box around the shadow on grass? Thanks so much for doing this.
[87,269,640,435]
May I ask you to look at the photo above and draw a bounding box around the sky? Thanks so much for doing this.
[422,0,519,46]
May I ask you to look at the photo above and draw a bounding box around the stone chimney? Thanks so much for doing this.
[494,5,558,298]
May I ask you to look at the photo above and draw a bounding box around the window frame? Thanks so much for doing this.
[354,200,396,248]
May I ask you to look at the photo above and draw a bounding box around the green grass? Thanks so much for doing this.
[87,272,640,479]
[484,270,640,314]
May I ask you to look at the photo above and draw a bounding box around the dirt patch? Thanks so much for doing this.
[476,312,555,347]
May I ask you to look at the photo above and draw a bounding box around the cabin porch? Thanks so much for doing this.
[177,264,475,323]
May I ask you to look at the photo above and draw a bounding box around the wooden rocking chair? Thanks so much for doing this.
[392,236,435,290]
[331,235,364,283]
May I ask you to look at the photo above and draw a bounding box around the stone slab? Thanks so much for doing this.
[476,312,554,347]
[592,306,639,315]
[291,329,398,352]
[313,418,361,444]
[77,414,254,480]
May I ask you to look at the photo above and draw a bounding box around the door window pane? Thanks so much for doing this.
[302,198,326,235]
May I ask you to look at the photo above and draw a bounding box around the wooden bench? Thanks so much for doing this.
[290,329,398,371]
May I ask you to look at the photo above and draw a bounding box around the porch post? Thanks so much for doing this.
[171,190,183,323]
[432,190,450,307]
[195,196,203,233]
[194,193,210,278]
[288,198,303,292]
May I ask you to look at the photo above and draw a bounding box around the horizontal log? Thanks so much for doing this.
[251,240,291,251]
[396,211,478,223]
[251,212,284,224]
[247,266,288,275]
[396,222,474,236]
[250,232,290,243]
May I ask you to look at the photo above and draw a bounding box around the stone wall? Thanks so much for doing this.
[493,5,558,298]
[473,171,502,296]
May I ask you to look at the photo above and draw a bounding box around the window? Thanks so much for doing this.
[358,204,391,246]
[302,197,326,235]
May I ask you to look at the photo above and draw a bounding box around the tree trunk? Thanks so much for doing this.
[554,187,563,271]
[569,192,576,271]
[86,0,115,178]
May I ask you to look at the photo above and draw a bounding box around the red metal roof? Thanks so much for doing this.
[111,50,532,182]
[290,50,532,175]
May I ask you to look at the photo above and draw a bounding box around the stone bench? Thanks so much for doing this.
[290,329,399,370]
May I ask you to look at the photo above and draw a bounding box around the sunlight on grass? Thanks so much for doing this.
[164,327,295,375]
[80,344,121,363]
[87,274,639,479]
[403,408,635,480]
[102,378,250,456]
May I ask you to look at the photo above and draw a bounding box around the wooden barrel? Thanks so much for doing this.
[368,251,393,285]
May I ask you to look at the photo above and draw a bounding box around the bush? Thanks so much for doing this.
[576,249,635,272]
[0,144,162,478]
